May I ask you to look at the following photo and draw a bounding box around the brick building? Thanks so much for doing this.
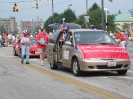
[20,19,43,32]
[0,16,16,33]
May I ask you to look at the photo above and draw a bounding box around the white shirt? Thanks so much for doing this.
[20,37,30,45]
[110,33,113,36]
[8,34,12,39]
[12,36,15,41]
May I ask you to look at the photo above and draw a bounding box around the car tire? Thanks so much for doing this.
[50,63,58,70]
[117,70,127,75]
[72,58,81,76]
[13,48,18,56]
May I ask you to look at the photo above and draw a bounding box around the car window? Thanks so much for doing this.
[74,31,116,44]
[30,39,37,45]
[65,32,73,43]
[49,30,60,43]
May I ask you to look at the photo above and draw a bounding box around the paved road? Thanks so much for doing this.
[0,45,133,99]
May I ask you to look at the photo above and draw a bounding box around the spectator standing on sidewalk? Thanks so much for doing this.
[8,33,12,47]
[37,28,49,66]
[20,30,30,64]
[120,32,127,49]
[116,31,122,39]
[4,33,8,47]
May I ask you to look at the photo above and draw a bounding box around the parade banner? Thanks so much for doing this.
[77,44,130,60]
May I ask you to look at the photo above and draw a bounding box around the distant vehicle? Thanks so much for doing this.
[13,37,39,57]
[47,29,130,76]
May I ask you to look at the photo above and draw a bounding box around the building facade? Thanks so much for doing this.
[0,17,16,33]
[20,19,43,32]
[115,13,133,31]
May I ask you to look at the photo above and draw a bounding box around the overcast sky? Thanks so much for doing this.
[0,0,133,24]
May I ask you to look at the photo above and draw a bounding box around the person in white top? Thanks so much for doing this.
[109,31,113,36]
[20,30,30,64]
[8,33,13,46]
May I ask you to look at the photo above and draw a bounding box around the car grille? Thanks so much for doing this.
[97,64,123,69]
[31,51,35,54]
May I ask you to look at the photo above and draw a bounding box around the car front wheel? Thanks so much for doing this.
[117,70,127,75]
[72,58,81,76]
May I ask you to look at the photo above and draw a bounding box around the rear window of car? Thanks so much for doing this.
[30,39,37,45]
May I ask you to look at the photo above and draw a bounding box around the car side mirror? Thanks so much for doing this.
[115,39,121,44]
[65,41,72,46]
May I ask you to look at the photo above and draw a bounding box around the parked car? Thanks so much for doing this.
[47,29,130,76]
[13,37,39,57]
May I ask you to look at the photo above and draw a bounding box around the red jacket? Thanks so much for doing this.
[120,34,126,41]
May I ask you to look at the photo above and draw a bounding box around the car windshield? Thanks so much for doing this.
[30,39,37,45]
[74,31,116,44]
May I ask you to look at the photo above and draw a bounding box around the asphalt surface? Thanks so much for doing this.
[0,44,133,99]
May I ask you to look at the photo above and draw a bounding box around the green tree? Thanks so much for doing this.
[63,9,77,23]
[106,14,116,32]
[74,2,116,31]
[14,29,19,34]
[74,15,86,28]
[0,26,6,35]
[121,23,130,31]
[44,9,77,32]
[115,23,121,31]
[89,2,100,11]
[118,10,122,14]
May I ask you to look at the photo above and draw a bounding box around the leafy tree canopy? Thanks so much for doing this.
[44,9,77,32]
[74,2,116,31]
[0,26,6,35]
[43,2,117,32]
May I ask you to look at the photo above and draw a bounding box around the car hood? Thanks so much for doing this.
[30,44,37,51]
[76,44,130,60]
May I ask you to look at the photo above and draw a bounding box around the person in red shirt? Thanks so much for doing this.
[120,32,126,49]
[37,28,49,66]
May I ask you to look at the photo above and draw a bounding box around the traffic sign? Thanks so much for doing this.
[84,16,89,20]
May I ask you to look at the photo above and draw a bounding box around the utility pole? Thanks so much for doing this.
[86,0,88,15]
[37,16,39,26]
[52,0,54,23]
[101,0,105,30]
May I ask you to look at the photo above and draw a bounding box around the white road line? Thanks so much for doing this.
[128,70,133,73]
[116,76,133,80]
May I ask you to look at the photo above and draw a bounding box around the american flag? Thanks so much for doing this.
[60,24,65,31]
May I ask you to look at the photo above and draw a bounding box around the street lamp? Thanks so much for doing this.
[129,16,132,30]
[84,16,89,28]
[104,8,108,30]
[68,4,72,9]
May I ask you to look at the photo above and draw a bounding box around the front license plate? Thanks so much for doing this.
[35,52,38,54]
[107,61,116,67]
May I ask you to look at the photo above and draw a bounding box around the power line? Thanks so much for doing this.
[0,0,42,3]
[0,0,73,12]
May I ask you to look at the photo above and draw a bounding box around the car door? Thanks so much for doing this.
[47,30,60,64]
[47,42,55,64]
[62,31,74,68]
